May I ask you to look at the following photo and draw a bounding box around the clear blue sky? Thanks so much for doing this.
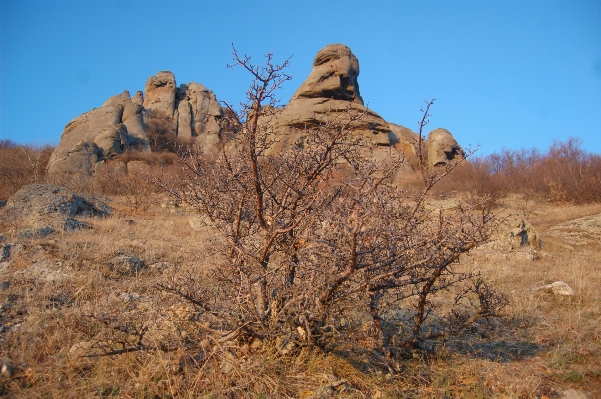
[1,0,600,155]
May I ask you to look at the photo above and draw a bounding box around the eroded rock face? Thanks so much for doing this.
[269,44,395,153]
[427,128,464,168]
[290,44,363,104]
[143,71,177,118]
[104,91,149,150]
[47,90,154,176]
[175,82,224,152]
[48,77,224,176]
[389,123,422,170]
[47,104,125,176]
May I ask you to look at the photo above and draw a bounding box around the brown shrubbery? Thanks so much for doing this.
[145,109,190,153]
[436,137,601,204]
[0,139,54,200]
[121,48,510,370]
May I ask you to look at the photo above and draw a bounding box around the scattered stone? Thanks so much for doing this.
[69,341,93,356]
[13,262,69,283]
[275,335,296,355]
[0,281,9,291]
[1,363,14,377]
[118,292,141,301]
[300,377,354,399]
[535,281,575,296]
[509,218,543,250]
[474,214,543,261]
[0,244,11,262]
[109,255,145,275]
[19,226,56,238]
[64,217,91,231]
[148,262,170,273]
[558,388,591,399]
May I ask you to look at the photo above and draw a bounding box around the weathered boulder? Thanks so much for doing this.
[48,105,124,175]
[535,281,575,296]
[93,124,129,159]
[131,90,144,106]
[427,128,465,168]
[2,184,111,234]
[176,99,194,140]
[143,71,177,118]
[291,43,363,104]
[389,123,422,170]
[47,141,101,176]
[471,213,543,261]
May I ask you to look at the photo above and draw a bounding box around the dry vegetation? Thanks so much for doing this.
[0,140,53,201]
[1,54,601,398]
[1,192,600,398]
[436,138,601,205]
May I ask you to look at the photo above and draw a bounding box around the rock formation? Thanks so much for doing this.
[269,44,393,151]
[2,184,111,236]
[48,76,225,176]
[174,82,223,153]
[47,90,149,176]
[47,44,463,178]
[143,71,177,118]
[427,128,465,168]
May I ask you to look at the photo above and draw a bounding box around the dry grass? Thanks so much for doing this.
[1,193,600,398]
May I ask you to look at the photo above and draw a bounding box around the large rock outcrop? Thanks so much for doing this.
[47,100,132,176]
[427,128,465,168]
[48,44,464,178]
[270,44,393,150]
[264,44,463,176]
[48,76,225,176]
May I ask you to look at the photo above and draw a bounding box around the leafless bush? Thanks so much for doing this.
[139,47,505,363]
[93,159,186,213]
[0,139,54,199]
[437,138,601,204]
[145,110,189,154]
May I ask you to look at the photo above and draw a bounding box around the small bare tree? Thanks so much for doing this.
[148,47,506,359]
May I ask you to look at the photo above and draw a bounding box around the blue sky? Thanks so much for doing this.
[1,0,600,156]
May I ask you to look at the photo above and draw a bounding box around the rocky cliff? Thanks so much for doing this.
[47,44,462,177]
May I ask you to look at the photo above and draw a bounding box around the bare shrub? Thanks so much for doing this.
[145,110,186,154]
[93,160,171,213]
[0,139,54,199]
[433,138,601,205]
[134,47,505,365]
